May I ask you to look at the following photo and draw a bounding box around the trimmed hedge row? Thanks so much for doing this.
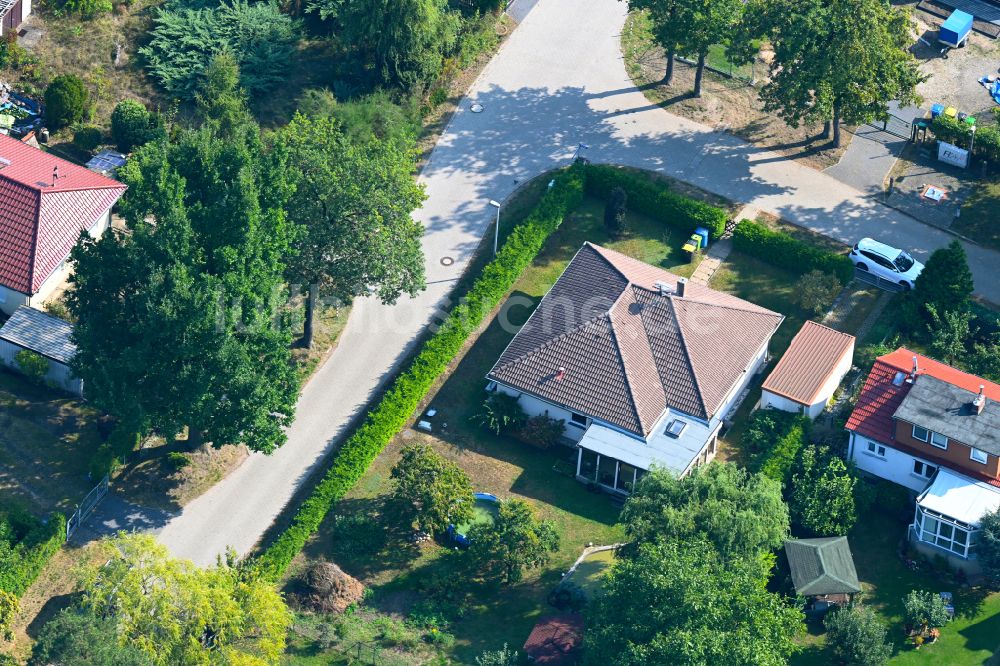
[581,164,728,239]
[931,115,1000,167]
[255,167,587,580]
[732,220,854,284]
[755,417,810,485]
[0,511,66,598]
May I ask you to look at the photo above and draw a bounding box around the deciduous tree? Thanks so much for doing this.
[29,608,155,666]
[584,539,803,666]
[913,240,975,322]
[978,506,1000,586]
[621,462,789,560]
[755,0,923,146]
[390,444,474,533]
[468,499,559,585]
[823,604,892,666]
[273,113,425,347]
[789,446,859,536]
[903,590,950,632]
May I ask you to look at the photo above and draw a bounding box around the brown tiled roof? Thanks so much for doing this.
[522,614,584,664]
[761,321,855,406]
[487,243,784,436]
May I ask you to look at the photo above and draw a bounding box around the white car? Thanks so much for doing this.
[849,238,924,289]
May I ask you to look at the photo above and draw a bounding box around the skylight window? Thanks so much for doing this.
[665,419,687,438]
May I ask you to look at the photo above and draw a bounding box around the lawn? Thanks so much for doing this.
[566,548,616,598]
[790,490,1000,665]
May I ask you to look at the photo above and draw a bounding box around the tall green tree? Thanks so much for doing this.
[913,240,975,323]
[79,534,291,665]
[68,57,299,453]
[789,446,859,536]
[308,0,460,90]
[926,304,976,365]
[390,444,474,533]
[755,0,923,146]
[468,499,559,585]
[584,539,803,666]
[823,605,893,666]
[977,507,1000,586]
[29,608,155,666]
[621,462,789,560]
[274,113,425,347]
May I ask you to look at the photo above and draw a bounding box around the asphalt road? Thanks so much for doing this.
[154,0,1000,567]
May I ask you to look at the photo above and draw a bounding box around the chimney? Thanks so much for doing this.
[555,367,566,382]
[906,355,919,383]
[974,384,987,415]
[676,277,687,298]
[51,166,58,186]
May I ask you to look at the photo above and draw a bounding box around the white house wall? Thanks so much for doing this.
[715,342,769,420]
[0,284,29,316]
[760,390,806,415]
[0,339,82,395]
[849,432,935,493]
[495,384,586,441]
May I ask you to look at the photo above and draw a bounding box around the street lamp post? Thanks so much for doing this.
[489,199,502,256]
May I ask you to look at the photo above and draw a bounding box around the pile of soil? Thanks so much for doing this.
[295,561,365,614]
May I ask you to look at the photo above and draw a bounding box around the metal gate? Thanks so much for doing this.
[854,267,908,293]
[66,475,109,540]
[866,113,912,140]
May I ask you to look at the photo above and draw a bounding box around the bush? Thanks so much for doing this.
[0,589,17,641]
[473,392,526,435]
[111,99,156,152]
[515,414,565,449]
[732,220,854,284]
[931,115,1000,167]
[255,167,586,580]
[165,452,191,470]
[44,75,89,129]
[475,643,519,666]
[978,506,1000,586]
[73,126,103,152]
[824,604,892,666]
[790,446,859,536]
[0,511,66,598]
[582,164,728,239]
[15,349,49,383]
[88,422,143,479]
[51,0,112,17]
[604,186,628,239]
[753,413,810,484]
[904,590,950,631]
[797,270,842,315]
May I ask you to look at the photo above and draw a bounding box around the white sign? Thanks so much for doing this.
[938,141,969,169]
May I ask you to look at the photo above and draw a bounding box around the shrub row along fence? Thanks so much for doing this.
[755,417,810,485]
[930,115,1000,168]
[255,164,736,579]
[732,219,854,284]
[0,510,66,599]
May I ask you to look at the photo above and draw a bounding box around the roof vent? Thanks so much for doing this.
[665,419,687,438]
[974,384,987,415]
[653,280,673,296]
[555,367,566,382]
[892,371,906,387]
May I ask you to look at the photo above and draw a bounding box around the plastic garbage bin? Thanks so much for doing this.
[944,106,958,118]
[931,103,944,118]
[694,226,710,248]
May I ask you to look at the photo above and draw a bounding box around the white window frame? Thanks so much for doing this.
[912,460,937,479]
[912,425,929,442]
[569,412,588,429]
[866,441,887,458]
[971,448,989,464]
[913,505,974,559]
[931,431,949,450]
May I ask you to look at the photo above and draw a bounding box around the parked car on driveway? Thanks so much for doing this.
[849,238,924,289]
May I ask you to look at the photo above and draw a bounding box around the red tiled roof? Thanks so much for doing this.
[762,321,855,405]
[522,614,583,664]
[0,135,126,294]
[846,348,1000,488]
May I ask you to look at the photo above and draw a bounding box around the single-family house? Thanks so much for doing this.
[0,133,126,315]
[846,348,1000,573]
[784,537,861,616]
[0,0,29,37]
[0,305,81,395]
[486,242,784,494]
[760,321,854,419]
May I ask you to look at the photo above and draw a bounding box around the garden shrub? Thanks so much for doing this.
[88,422,142,478]
[111,99,160,152]
[753,413,810,484]
[473,392,526,435]
[255,167,585,580]
[165,451,191,470]
[904,590,950,631]
[582,164,728,239]
[931,115,1000,167]
[15,349,49,383]
[72,125,103,152]
[44,75,89,129]
[0,510,66,598]
[732,219,854,284]
[515,414,565,449]
[0,589,16,641]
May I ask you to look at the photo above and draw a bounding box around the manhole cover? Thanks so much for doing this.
[470,103,484,113]
[440,256,454,266]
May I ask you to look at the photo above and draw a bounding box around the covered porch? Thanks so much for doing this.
[574,420,718,494]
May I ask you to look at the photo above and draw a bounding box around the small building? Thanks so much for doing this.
[939,9,973,49]
[0,305,81,395]
[0,0,30,37]
[784,537,861,615]
[522,614,584,665]
[760,321,855,419]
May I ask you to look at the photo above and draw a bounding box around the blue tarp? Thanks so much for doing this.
[940,10,973,48]
[993,80,1000,105]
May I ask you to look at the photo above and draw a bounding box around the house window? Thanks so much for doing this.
[616,462,638,494]
[597,455,617,487]
[931,432,948,450]
[578,449,598,481]
[569,412,588,429]
[866,441,886,458]
[912,460,937,479]
[912,425,929,442]
[971,448,989,464]
[914,506,974,558]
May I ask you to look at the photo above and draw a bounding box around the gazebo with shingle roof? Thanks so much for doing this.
[784,536,861,599]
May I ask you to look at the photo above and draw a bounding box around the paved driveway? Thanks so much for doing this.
[155,0,1000,567]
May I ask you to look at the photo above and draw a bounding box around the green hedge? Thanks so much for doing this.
[930,115,1000,167]
[732,220,854,284]
[255,168,587,580]
[754,416,810,485]
[0,511,66,598]
[581,164,728,239]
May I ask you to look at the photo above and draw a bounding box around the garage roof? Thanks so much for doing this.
[0,305,76,364]
[762,321,854,406]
